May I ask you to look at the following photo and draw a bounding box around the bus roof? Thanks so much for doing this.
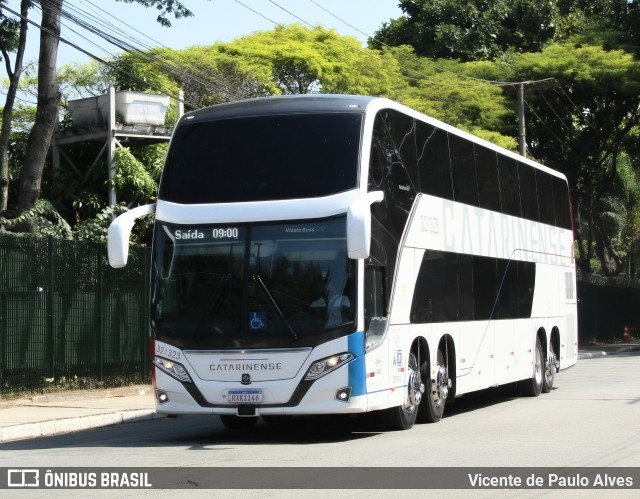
[179,94,374,123]
[177,94,565,181]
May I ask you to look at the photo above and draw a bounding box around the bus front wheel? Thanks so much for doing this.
[382,351,424,431]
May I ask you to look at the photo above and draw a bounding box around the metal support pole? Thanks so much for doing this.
[518,83,526,158]
[177,90,184,120]
[108,87,117,205]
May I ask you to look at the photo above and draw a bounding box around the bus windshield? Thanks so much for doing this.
[159,113,363,204]
[151,216,356,349]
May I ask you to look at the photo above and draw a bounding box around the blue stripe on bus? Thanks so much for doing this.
[348,331,366,397]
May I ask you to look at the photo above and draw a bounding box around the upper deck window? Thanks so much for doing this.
[160,113,363,203]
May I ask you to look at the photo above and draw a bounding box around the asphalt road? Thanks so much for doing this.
[0,352,638,495]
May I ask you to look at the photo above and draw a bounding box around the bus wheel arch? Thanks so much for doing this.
[543,327,560,393]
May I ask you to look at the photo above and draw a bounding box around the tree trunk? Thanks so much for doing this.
[15,0,62,215]
[0,0,30,213]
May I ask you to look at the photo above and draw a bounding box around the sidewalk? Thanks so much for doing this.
[1,344,639,443]
[577,342,640,359]
[0,385,161,443]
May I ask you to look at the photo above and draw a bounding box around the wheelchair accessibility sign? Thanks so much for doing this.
[249,311,267,330]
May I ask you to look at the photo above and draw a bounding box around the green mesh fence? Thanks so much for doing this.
[1,233,636,396]
[577,272,640,344]
[0,234,151,396]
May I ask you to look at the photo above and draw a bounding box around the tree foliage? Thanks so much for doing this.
[509,43,640,274]
[4,2,640,276]
[219,24,405,97]
[0,0,195,229]
[372,0,558,61]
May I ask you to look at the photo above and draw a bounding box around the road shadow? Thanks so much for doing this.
[443,383,521,419]
[0,382,538,452]
[0,412,383,452]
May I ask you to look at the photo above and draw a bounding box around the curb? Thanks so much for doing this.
[0,409,165,443]
[577,344,640,360]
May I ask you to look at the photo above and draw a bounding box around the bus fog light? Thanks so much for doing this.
[157,390,170,404]
[304,352,354,380]
[153,356,193,383]
[335,387,352,402]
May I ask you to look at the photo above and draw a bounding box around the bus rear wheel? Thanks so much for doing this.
[417,348,447,424]
[382,351,424,431]
[543,341,557,393]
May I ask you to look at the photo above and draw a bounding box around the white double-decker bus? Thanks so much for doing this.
[108,95,577,430]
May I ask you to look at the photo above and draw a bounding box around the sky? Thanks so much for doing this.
[2,0,404,67]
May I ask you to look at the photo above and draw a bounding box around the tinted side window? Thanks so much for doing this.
[369,113,415,239]
[449,134,479,206]
[552,176,572,230]
[387,110,420,194]
[497,156,521,217]
[457,254,474,321]
[536,170,555,226]
[496,260,518,319]
[517,261,536,318]
[416,123,453,200]
[411,251,446,323]
[444,252,459,321]
[411,251,536,323]
[476,146,501,212]
[473,256,497,320]
[518,162,539,221]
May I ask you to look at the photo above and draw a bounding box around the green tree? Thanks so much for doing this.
[388,46,516,149]
[511,43,640,274]
[220,24,404,96]
[3,0,195,230]
[372,0,558,61]
[0,0,29,214]
[141,46,267,108]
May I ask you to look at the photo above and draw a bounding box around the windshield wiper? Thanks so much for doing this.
[251,274,298,341]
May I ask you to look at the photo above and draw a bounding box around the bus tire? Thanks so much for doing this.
[542,341,557,393]
[220,415,258,431]
[418,348,446,424]
[520,337,543,397]
[382,351,422,431]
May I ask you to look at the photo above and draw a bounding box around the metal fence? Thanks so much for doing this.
[1,232,636,396]
[576,272,640,343]
[0,234,151,396]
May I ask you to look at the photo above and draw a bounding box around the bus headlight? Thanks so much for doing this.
[304,353,354,381]
[153,356,193,383]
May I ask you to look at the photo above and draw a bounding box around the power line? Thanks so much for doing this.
[21,0,251,105]
[7,0,599,157]
[234,0,511,89]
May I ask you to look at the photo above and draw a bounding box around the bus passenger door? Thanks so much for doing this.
[363,264,390,410]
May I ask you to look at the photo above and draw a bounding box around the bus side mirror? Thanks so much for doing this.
[347,191,384,259]
[107,203,156,268]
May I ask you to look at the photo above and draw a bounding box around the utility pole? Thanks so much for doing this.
[518,82,526,157]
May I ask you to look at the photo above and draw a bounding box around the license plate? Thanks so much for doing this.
[228,389,263,403]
